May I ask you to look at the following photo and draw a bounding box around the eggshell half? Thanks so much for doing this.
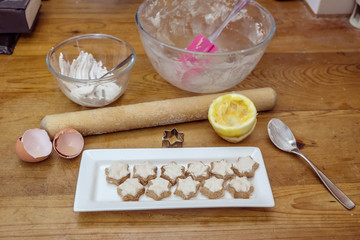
[15,128,52,162]
[53,128,84,159]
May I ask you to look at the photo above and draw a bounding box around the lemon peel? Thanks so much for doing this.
[208,93,257,143]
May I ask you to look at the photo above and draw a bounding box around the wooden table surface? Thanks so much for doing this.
[1,0,359,239]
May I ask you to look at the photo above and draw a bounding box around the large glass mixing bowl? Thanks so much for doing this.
[136,0,275,93]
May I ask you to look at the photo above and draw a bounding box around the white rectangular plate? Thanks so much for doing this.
[74,147,274,212]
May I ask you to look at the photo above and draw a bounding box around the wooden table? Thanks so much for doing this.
[1,0,359,239]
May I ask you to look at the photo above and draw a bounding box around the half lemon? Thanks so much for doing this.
[208,93,257,143]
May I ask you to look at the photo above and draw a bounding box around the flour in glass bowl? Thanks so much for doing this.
[59,51,121,105]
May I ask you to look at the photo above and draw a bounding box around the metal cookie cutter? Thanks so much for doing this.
[162,128,184,148]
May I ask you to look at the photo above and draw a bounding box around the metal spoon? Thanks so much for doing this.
[83,53,133,100]
[98,53,134,79]
[267,118,355,210]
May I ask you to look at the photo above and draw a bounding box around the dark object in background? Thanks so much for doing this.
[0,0,41,54]
[0,0,41,33]
[0,33,20,54]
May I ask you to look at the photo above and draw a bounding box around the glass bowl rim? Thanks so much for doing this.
[46,33,136,83]
[135,1,276,56]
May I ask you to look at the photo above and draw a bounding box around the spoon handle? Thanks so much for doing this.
[292,150,355,210]
[99,53,133,79]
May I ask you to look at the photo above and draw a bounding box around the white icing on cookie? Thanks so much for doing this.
[176,176,200,196]
[187,162,209,178]
[163,162,183,179]
[107,162,129,179]
[134,161,156,178]
[148,177,171,196]
[211,159,233,177]
[229,176,251,192]
[118,178,143,196]
[203,176,224,192]
[233,156,257,173]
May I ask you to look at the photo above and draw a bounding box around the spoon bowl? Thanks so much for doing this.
[267,118,298,152]
[267,118,355,210]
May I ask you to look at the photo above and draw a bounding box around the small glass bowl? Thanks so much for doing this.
[46,34,136,107]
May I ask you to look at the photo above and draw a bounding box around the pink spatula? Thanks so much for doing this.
[186,0,251,53]
[180,0,251,83]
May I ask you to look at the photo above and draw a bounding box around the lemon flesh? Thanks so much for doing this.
[208,93,257,143]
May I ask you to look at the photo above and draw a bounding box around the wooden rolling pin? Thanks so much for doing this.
[40,87,277,138]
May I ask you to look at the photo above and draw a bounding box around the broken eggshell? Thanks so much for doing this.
[53,128,84,159]
[15,128,52,162]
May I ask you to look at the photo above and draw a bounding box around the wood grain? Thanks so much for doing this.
[0,0,359,239]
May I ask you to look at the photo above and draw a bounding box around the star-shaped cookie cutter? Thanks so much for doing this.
[162,128,184,148]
